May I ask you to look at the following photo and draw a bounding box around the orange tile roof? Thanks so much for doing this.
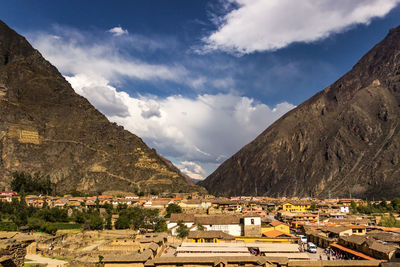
[338,199,354,202]
[330,243,376,261]
[262,230,295,238]
[98,195,113,199]
[269,220,284,227]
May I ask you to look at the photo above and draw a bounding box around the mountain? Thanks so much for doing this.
[200,26,400,199]
[0,20,204,194]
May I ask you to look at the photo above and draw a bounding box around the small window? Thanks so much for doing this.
[251,219,254,224]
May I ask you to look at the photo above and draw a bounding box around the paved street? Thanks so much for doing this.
[306,247,328,260]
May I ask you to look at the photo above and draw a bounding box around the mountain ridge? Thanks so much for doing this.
[0,20,204,194]
[200,25,400,199]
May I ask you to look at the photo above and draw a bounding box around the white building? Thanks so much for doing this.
[167,214,262,237]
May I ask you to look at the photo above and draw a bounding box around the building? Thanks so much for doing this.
[338,235,400,261]
[187,231,235,243]
[282,202,310,213]
[0,191,19,202]
[179,200,211,209]
[195,215,242,236]
[262,221,290,234]
[243,215,261,237]
[167,214,195,236]
[167,214,261,237]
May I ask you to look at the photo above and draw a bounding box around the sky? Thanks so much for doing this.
[1,0,400,180]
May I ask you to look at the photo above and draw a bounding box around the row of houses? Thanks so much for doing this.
[166,213,298,244]
[304,224,400,261]
[0,191,365,214]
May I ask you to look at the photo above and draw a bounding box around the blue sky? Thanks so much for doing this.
[2,0,400,179]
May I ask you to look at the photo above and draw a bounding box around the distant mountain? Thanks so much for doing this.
[200,26,400,199]
[191,178,203,184]
[0,20,204,194]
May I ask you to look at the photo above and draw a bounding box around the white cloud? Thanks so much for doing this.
[29,29,191,85]
[29,26,295,179]
[67,74,294,180]
[204,0,400,54]
[177,161,207,180]
[108,26,128,36]
[66,73,294,179]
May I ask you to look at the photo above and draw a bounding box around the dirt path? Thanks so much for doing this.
[25,254,68,267]
[80,240,106,251]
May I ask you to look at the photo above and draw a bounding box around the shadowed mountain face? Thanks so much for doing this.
[200,26,400,199]
[0,20,204,194]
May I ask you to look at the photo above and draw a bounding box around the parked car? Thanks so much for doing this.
[307,242,317,253]
[299,235,307,243]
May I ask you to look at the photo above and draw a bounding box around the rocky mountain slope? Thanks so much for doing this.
[200,26,400,199]
[0,20,203,194]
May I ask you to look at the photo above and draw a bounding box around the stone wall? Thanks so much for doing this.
[244,225,261,237]
[0,239,34,267]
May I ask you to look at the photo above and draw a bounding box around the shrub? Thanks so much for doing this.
[115,215,130,229]
[41,222,57,235]
[0,221,18,231]
[165,203,182,218]
[88,213,103,230]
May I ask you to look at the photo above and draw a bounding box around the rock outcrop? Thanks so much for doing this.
[0,232,34,267]
[0,20,203,194]
[200,26,400,199]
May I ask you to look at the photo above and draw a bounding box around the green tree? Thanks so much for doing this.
[154,218,168,232]
[379,214,400,227]
[379,198,388,211]
[88,213,103,230]
[11,172,55,195]
[27,217,45,231]
[11,199,28,227]
[95,197,100,212]
[176,221,189,239]
[115,215,130,229]
[103,203,113,214]
[105,214,112,230]
[197,223,205,231]
[350,201,358,213]
[41,222,57,235]
[391,198,400,212]
[97,255,104,267]
[117,203,128,212]
[309,203,317,211]
[150,189,158,195]
[165,203,182,218]
[73,210,87,224]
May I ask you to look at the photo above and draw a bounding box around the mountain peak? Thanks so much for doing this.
[0,20,204,194]
[200,25,400,199]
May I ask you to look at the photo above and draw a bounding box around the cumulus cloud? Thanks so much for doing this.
[108,26,128,36]
[66,73,294,179]
[66,74,130,117]
[204,0,400,54]
[140,100,161,119]
[28,26,295,179]
[177,161,207,180]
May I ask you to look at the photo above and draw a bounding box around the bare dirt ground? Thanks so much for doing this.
[25,254,68,267]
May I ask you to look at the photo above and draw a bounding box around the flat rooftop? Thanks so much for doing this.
[180,242,300,253]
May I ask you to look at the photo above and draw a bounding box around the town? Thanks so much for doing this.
[0,190,399,266]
